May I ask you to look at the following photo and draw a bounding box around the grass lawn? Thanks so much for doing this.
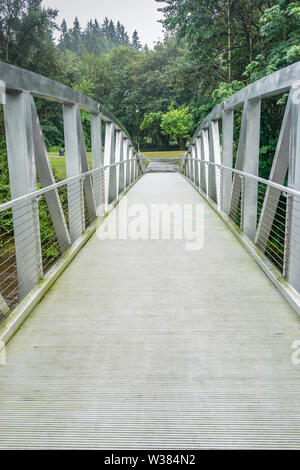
[49,156,92,181]
[49,150,184,181]
[49,151,92,157]
[142,150,184,159]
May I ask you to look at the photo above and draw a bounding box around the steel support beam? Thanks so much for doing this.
[286,88,300,293]
[76,109,97,223]
[209,120,222,208]
[31,99,71,253]
[63,103,85,242]
[221,110,234,215]
[115,130,123,198]
[195,137,201,188]
[123,138,130,189]
[242,99,261,240]
[104,122,116,207]
[201,129,210,197]
[4,91,43,300]
[188,152,192,180]
[229,102,248,221]
[129,146,134,185]
[255,95,292,251]
[191,145,197,185]
[91,113,104,215]
[118,133,126,195]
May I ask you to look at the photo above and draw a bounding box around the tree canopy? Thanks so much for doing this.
[0,0,298,163]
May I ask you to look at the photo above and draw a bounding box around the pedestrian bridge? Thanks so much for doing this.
[0,61,300,449]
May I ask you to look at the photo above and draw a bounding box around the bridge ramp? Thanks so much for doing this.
[1,173,300,449]
[146,157,181,172]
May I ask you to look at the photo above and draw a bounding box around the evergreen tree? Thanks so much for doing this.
[60,19,67,37]
[0,0,58,65]
[116,21,122,45]
[107,20,116,43]
[101,17,110,39]
[59,19,72,51]
[132,30,142,50]
[67,16,82,54]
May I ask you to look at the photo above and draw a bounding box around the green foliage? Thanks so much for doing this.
[140,112,163,146]
[132,30,142,50]
[59,15,142,56]
[0,0,59,73]
[157,0,300,177]
[161,106,193,149]
[212,81,244,103]
[243,1,300,82]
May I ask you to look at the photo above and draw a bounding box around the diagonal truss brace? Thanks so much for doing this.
[229,99,261,238]
[30,97,71,253]
[76,107,97,223]
[255,93,292,251]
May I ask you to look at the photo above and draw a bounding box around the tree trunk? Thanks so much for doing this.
[249,32,253,63]
[179,135,184,150]
[227,0,232,82]
[5,39,9,62]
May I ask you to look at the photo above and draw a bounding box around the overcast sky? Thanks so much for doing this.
[43,0,166,48]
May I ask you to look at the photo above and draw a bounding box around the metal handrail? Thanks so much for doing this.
[0,61,132,140]
[185,157,300,199]
[0,158,138,213]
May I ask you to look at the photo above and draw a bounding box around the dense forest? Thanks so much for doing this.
[0,0,299,172]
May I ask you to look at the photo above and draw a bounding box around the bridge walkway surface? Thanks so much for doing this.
[146,157,182,173]
[1,172,300,449]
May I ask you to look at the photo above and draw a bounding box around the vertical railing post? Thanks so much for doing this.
[201,129,210,198]
[63,103,85,242]
[286,88,300,292]
[115,130,123,200]
[188,152,192,180]
[129,145,134,185]
[185,155,189,178]
[135,152,138,180]
[240,175,245,230]
[131,148,135,183]
[184,157,188,177]
[104,122,116,207]
[4,91,43,299]
[195,136,201,188]
[242,99,261,240]
[209,120,221,207]
[222,109,234,215]
[191,144,197,185]
[118,132,125,195]
[91,112,104,215]
[135,154,142,179]
[199,132,205,193]
[123,138,130,190]
[283,192,291,279]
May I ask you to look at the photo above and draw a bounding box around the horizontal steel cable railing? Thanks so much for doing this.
[182,61,300,312]
[0,62,144,322]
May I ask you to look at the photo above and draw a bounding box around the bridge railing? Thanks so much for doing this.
[182,61,300,311]
[0,62,143,321]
